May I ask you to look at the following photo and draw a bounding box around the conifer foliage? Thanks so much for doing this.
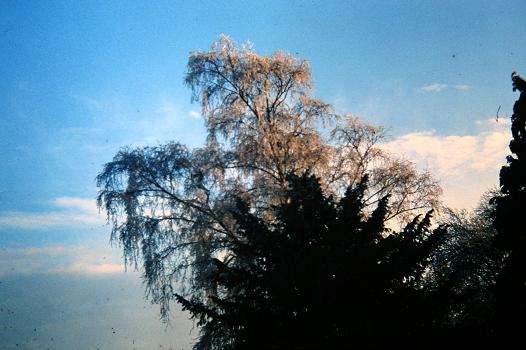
[491,72,526,334]
[176,173,445,349]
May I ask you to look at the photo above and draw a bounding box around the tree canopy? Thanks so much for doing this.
[96,37,442,322]
[96,37,526,348]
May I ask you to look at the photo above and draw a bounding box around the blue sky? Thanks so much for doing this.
[1,1,525,348]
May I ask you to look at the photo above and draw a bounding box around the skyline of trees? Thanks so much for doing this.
[96,37,524,348]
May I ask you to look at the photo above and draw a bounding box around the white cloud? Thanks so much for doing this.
[188,110,201,119]
[0,197,104,230]
[453,84,471,91]
[384,119,510,209]
[420,83,471,93]
[421,83,448,93]
[0,211,103,229]
[0,244,126,277]
[53,197,99,213]
[53,262,124,275]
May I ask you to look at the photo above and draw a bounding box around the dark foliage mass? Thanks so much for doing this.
[491,72,526,337]
[425,196,503,339]
[175,173,445,349]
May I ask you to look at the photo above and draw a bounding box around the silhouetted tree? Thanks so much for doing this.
[491,72,526,337]
[427,191,503,338]
[175,173,445,349]
[96,37,441,321]
[419,74,526,342]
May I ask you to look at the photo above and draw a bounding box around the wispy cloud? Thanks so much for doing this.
[421,83,448,93]
[53,197,99,213]
[453,84,471,91]
[384,118,509,209]
[0,244,125,276]
[420,83,471,93]
[0,197,104,230]
[188,110,201,119]
[53,262,123,275]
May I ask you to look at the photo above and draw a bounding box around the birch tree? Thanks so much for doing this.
[97,36,441,318]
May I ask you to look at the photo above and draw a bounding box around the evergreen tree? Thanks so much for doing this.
[176,173,445,349]
[491,72,526,336]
